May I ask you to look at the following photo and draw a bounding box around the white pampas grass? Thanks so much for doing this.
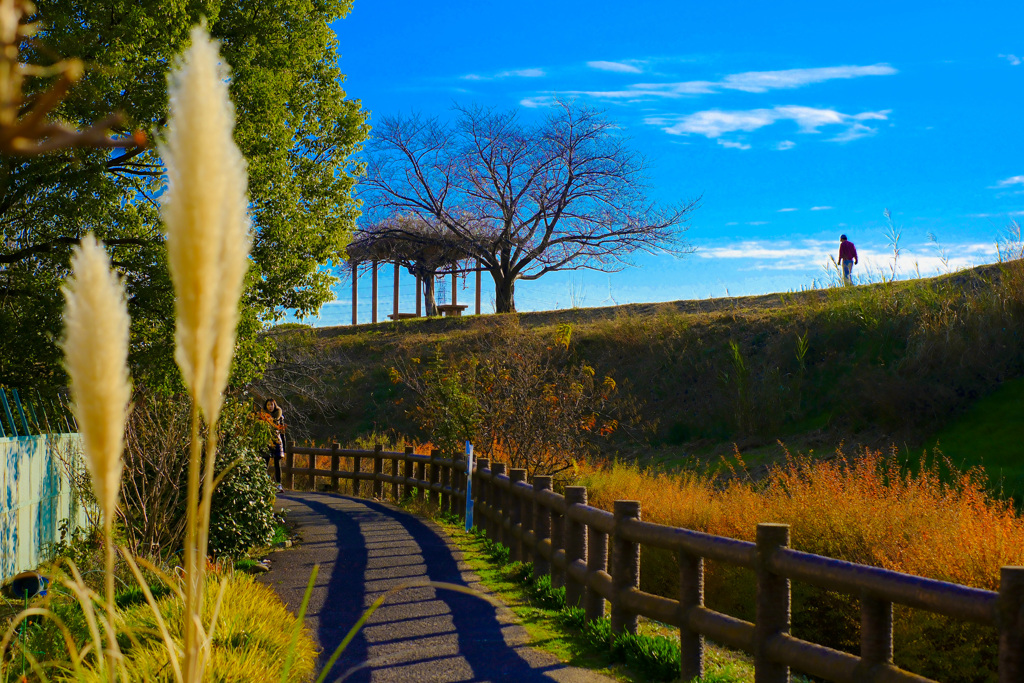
[61,234,131,524]
[161,24,251,424]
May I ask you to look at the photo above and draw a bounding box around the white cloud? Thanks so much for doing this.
[747,221,769,225]
[563,63,896,101]
[725,221,739,226]
[520,96,556,108]
[697,240,828,266]
[810,206,834,211]
[587,60,644,74]
[778,208,798,212]
[652,105,890,141]
[830,122,879,142]
[995,175,1024,188]
[696,239,1000,274]
[718,64,897,92]
[1000,54,1022,66]
[463,67,545,81]
[502,68,545,78]
[717,139,751,150]
[775,140,796,150]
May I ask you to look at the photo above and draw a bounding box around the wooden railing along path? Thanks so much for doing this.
[281,444,1024,683]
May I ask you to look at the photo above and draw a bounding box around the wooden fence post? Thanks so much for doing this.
[283,445,294,490]
[611,500,641,635]
[755,523,791,683]
[441,456,452,514]
[415,456,425,501]
[456,458,468,524]
[859,593,893,678]
[403,446,414,499]
[585,524,608,623]
[373,444,384,499]
[391,454,399,501]
[476,457,489,534]
[533,476,552,580]
[492,463,507,545]
[564,486,587,609]
[353,452,362,497]
[521,474,534,563]
[999,566,1024,683]
[679,549,705,682]
[429,449,440,507]
[330,442,340,492]
[509,469,527,563]
[551,503,565,589]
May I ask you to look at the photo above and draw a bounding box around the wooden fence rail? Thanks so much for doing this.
[280,444,1024,683]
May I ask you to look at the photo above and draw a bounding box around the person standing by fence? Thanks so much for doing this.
[838,234,858,285]
[262,398,286,492]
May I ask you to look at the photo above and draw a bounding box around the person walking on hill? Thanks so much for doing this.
[838,234,858,285]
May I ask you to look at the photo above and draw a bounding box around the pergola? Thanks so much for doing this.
[345,226,484,324]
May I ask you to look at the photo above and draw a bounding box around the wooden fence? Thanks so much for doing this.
[281,444,1024,683]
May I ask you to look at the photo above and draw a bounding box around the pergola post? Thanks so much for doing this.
[475,258,482,315]
[371,259,378,324]
[393,262,399,319]
[351,261,358,326]
[415,275,422,317]
[451,268,457,306]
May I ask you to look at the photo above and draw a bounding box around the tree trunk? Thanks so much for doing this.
[493,275,516,313]
[422,271,438,316]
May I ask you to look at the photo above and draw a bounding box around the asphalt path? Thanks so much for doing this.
[258,491,615,683]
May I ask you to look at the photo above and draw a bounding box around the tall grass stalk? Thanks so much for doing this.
[159,24,252,680]
[60,234,132,682]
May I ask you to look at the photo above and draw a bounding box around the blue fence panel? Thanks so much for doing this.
[0,433,87,581]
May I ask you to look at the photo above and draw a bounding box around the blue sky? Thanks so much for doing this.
[308,0,1024,325]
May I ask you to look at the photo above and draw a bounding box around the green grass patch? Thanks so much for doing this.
[435,516,759,683]
[926,376,1024,503]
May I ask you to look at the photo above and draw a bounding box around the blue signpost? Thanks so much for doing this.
[464,441,474,531]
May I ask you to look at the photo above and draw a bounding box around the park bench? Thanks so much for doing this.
[435,304,468,317]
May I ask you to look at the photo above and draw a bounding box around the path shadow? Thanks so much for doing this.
[355,498,563,681]
[280,494,370,682]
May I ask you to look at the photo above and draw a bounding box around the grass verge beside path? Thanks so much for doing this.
[424,508,759,683]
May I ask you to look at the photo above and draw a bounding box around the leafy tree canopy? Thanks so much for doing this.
[0,0,368,390]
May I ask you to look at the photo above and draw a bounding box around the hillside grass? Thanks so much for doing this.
[923,375,1024,501]
[273,260,1024,500]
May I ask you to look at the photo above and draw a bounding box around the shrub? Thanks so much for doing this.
[209,404,278,558]
[392,319,639,474]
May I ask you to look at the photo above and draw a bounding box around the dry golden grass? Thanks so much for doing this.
[575,447,1019,681]
[576,446,1024,589]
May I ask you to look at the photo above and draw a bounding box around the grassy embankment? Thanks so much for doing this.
[273,260,1024,497]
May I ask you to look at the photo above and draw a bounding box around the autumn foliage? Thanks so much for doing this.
[391,319,637,474]
[575,446,1021,681]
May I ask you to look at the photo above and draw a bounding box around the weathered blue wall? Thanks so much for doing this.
[0,434,87,581]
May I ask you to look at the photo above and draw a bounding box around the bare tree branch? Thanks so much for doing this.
[361,100,699,312]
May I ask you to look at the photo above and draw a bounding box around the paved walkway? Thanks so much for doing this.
[259,492,615,683]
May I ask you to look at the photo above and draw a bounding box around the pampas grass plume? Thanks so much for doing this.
[161,24,251,423]
[61,234,131,523]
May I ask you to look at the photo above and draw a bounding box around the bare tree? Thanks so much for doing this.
[361,100,699,312]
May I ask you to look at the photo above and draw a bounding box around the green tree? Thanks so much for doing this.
[0,0,368,389]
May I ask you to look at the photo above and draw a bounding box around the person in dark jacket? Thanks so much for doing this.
[838,234,858,285]
[263,398,285,491]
